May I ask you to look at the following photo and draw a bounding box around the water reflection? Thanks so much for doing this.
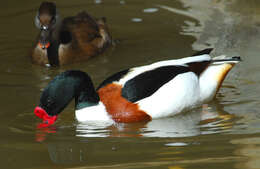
[131,18,143,22]
[94,0,102,4]
[76,100,238,138]
[232,136,260,169]
[46,141,88,165]
[2,0,260,168]
[35,102,237,166]
[76,112,201,138]
[34,98,239,143]
[143,8,159,13]
[44,138,177,165]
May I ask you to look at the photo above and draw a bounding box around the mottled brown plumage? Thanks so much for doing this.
[32,1,112,66]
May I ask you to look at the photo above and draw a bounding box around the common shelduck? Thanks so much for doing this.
[32,1,112,66]
[34,48,241,127]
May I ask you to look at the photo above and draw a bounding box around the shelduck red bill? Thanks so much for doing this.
[34,106,57,128]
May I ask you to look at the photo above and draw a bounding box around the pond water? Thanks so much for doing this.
[1,0,260,169]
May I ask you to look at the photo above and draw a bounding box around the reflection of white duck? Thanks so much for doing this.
[34,48,241,127]
[143,111,202,137]
[76,109,202,138]
[76,99,233,138]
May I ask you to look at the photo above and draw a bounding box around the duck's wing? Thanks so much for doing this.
[98,54,212,103]
[120,65,191,102]
[97,65,191,103]
[61,12,111,51]
[61,12,100,42]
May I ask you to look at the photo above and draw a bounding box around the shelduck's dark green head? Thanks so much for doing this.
[34,70,99,127]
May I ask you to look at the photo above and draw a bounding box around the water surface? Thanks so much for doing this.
[1,0,260,169]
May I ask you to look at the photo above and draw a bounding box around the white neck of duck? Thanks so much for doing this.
[75,102,113,122]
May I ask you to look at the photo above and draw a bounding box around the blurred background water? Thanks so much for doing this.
[1,0,260,169]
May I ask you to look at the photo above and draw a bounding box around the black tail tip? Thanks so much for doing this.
[232,56,242,61]
[192,48,214,56]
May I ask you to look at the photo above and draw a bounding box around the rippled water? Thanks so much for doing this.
[1,0,260,169]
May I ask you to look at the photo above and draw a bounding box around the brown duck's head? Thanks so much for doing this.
[35,1,59,49]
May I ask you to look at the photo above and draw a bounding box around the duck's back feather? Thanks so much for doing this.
[57,11,111,64]
[121,65,190,102]
[98,54,213,103]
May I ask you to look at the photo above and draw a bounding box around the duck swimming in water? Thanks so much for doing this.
[34,48,241,127]
[31,1,112,66]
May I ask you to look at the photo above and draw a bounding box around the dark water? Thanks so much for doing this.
[1,0,260,168]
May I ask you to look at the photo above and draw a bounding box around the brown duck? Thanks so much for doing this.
[31,2,112,66]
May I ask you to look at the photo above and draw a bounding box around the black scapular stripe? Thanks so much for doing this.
[121,66,190,103]
[187,61,210,76]
[96,69,130,90]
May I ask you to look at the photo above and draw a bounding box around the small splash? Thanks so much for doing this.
[120,0,125,5]
[143,8,159,13]
[131,18,143,22]
[94,0,102,4]
[165,142,188,147]
[45,63,51,67]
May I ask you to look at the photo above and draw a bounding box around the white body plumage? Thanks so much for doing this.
[75,53,240,122]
